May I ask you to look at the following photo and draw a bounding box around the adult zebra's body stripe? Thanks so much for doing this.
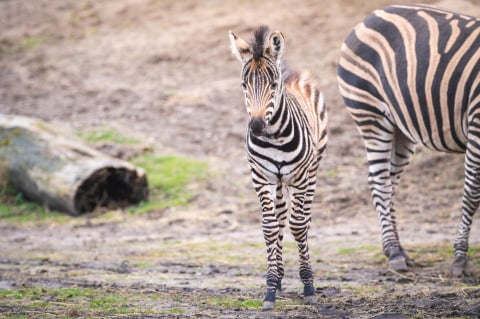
[338,4,479,275]
[230,26,327,310]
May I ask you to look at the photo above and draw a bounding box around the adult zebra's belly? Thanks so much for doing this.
[395,119,468,154]
[384,103,468,154]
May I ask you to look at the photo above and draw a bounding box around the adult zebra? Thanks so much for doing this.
[337,4,480,276]
[229,26,328,310]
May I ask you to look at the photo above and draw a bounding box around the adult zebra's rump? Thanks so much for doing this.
[337,4,480,275]
[230,26,327,310]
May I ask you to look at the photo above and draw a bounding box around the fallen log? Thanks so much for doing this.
[0,114,148,215]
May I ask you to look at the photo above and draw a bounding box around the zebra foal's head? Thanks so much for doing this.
[229,26,285,137]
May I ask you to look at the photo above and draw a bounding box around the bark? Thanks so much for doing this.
[0,114,148,215]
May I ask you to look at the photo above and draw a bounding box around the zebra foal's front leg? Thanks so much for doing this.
[255,183,282,310]
[274,183,288,296]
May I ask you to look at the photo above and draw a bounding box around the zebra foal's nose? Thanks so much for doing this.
[249,117,266,136]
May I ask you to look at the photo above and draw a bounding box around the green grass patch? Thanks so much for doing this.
[0,286,154,317]
[337,245,377,255]
[0,186,68,223]
[90,293,129,313]
[20,36,47,50]
[76,127,140,145]
[130,153,207,213]
[203,296,263,309]
[168,308,185,314]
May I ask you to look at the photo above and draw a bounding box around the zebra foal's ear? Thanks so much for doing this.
[266,31,285,62]
[229,30,252,62]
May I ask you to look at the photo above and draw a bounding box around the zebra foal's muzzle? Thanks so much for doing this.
[249,117,266,137]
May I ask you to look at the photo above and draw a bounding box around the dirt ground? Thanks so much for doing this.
[1,0,480,318]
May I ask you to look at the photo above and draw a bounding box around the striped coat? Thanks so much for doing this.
[230,26,327,310]
[337,4,479,275]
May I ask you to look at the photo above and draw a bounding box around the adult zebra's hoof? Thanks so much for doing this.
[451,256,470,277]
[262,301,275,311]
[388,254,408,272]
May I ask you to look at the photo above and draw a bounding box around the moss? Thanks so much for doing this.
[0,189,68,224]
[76,127,140,145]
[20,36,47,50]
[130,153,207,213]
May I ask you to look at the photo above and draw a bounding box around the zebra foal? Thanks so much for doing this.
[229,26,327,310]
[338,4,479,275]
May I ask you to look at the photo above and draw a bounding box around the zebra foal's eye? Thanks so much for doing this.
[241,82,247,90]
[271,82,278,90]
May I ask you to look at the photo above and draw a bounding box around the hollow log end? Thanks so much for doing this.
[73,166,148,215]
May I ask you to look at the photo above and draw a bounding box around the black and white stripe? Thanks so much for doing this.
[337,4,480,275]
[230,26,327,309]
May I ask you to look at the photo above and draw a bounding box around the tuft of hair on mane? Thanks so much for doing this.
[250,25,270,61]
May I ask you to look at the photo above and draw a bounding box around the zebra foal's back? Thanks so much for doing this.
[337,4,480,275]
[285,71,327,156]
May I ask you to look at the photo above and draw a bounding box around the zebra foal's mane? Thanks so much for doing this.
[250,25,269,61]
[248,25,293,85]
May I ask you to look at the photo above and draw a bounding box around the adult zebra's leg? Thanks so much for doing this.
[360,116,407,271]
[274,183,288,296]
[288,179,317,305]
[255,182,281,310]
[390,129,416,266]
[452,129,480,277]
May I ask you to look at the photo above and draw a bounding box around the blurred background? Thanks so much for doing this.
[1,0,479,317]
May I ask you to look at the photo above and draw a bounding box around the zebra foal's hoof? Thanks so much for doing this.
[303,284,317,305]
[262,301,275,311]
[451,256,470,277]
[388,254,408,272]
[262,289,276,311]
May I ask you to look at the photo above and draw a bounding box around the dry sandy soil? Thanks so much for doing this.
[1,0,480,318]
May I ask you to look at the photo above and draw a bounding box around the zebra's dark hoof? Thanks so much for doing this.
[263,289,276,311]
[388,254,408,272]
[303,284,316,304]
[262,301,275,311]
[451,256,470,277]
